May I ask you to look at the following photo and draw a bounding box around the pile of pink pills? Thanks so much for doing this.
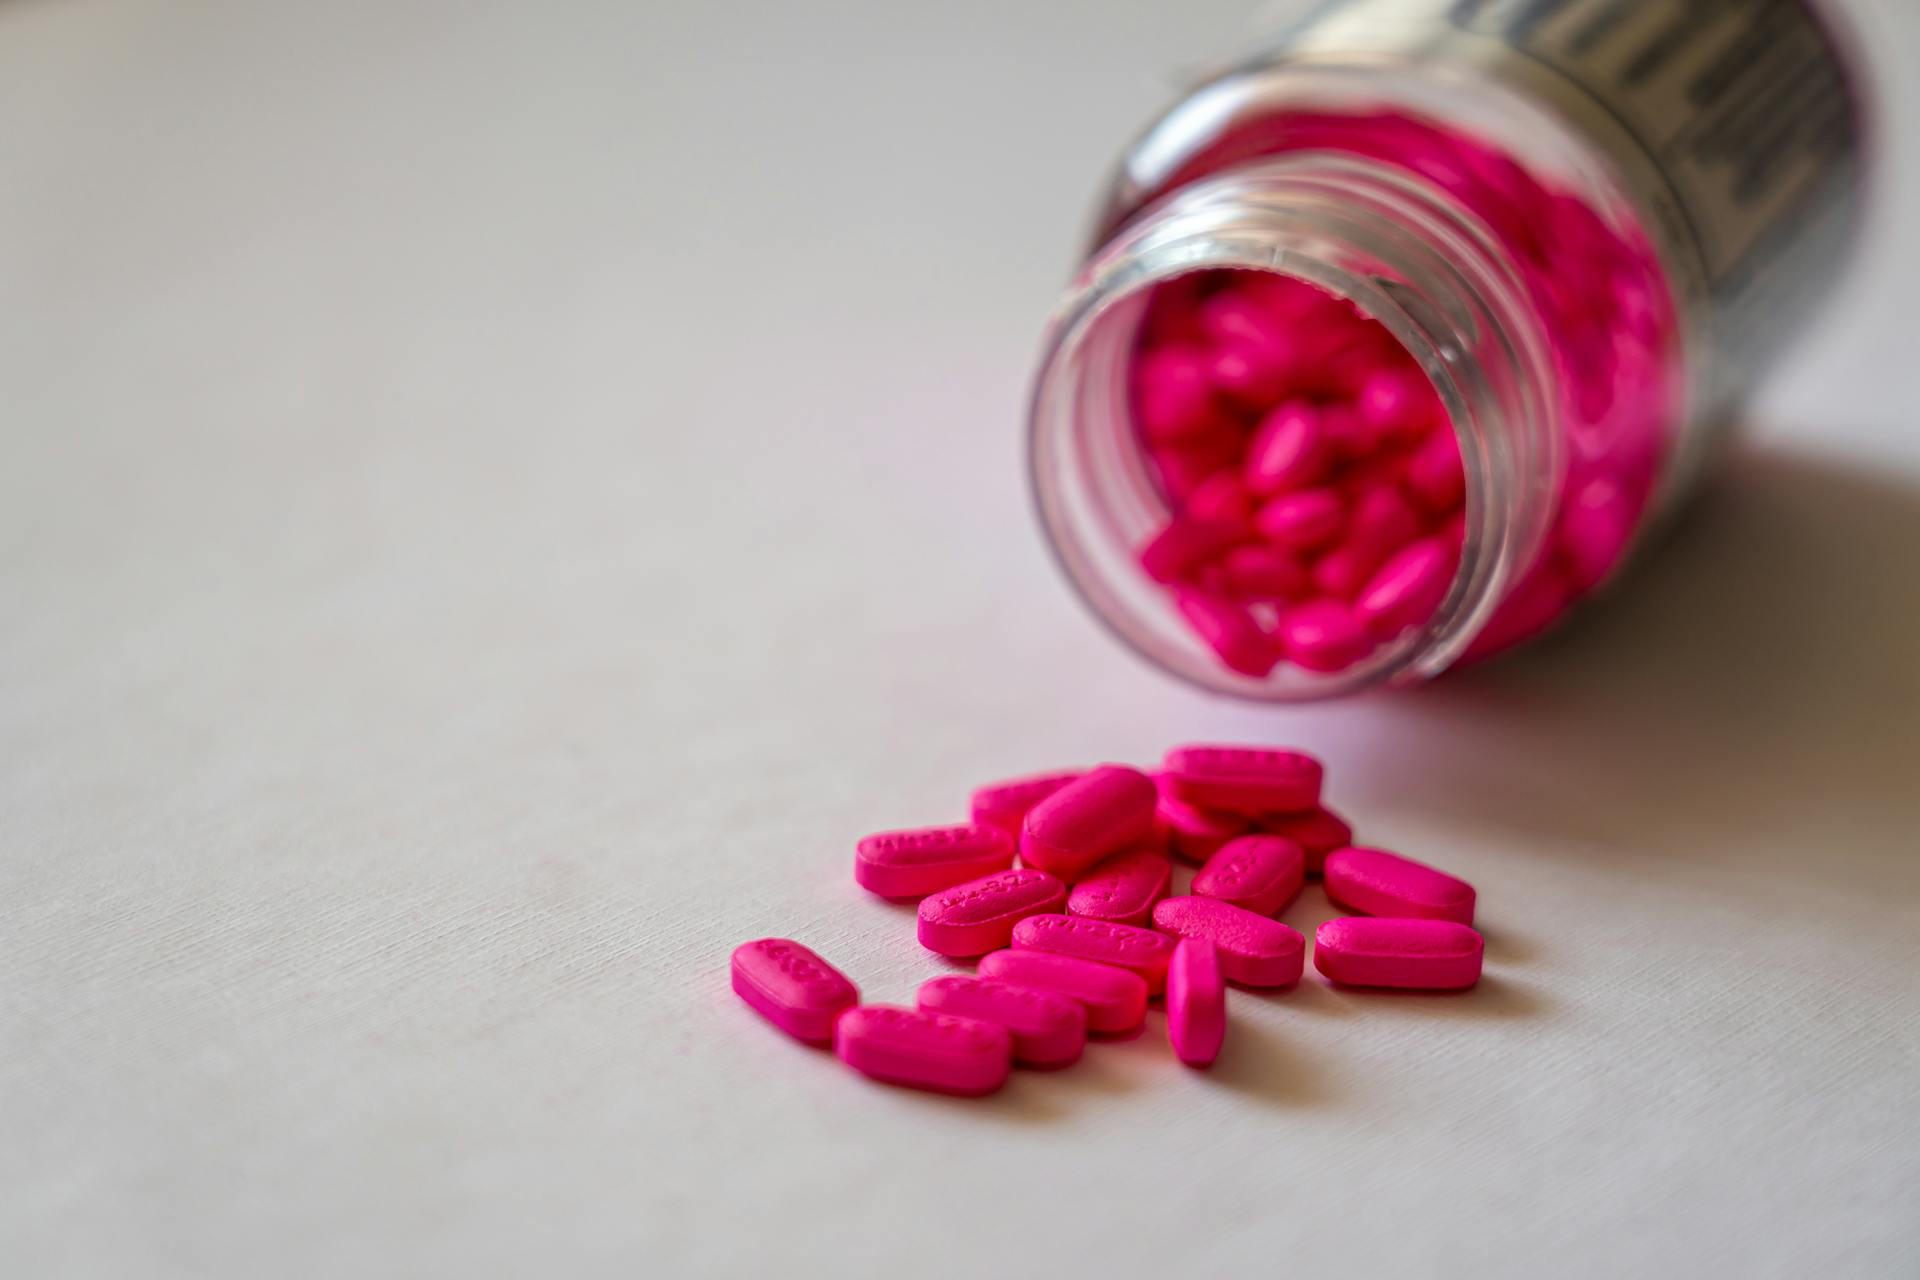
[731,744,1490,1097]
[1126,110,1677,677]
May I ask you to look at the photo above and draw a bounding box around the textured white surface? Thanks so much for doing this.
[3,2,1918,1276]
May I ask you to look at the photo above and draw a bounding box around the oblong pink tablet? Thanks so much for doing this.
[1356,536,1455,637]
[1161,744,1323,815]
[833,1005,1012,1096]
[1166,938,1226,1067]
[968,768,1083,837]
[1323,846,1476,925]
[917,868,1067,957]
[1192,835,1305,917]
[1067,846,1172,926]
[976,949,1149,1034]
[1011,914,1177,993]
[1155,791,1251,863]
[1313,918,1483,990]
[916,975,1087,1069]
[1020,764,1159,880]
[1151,896,1305,988]
[1172,590,1279,678]
[1256,805,1354,875]
[730,938,859,1045]
[854,823,1015,898]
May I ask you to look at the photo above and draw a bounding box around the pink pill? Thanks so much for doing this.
[1357,367,1441,445]
[1313,917,1483,990]
[1301,344,1381,400]
[730,938,859,1046]
[833,1005,1012,1096]
[1256,805,1354,875]
[916,974,1087,1069]
[1198,288,1289,349]
[1355,536,1455,637]
[1245,402,1327,495]
[1220,544,1308,602]
[1254,488,1344,551]
[1344,484,1423,564]
[1320,402,1385,459]
[1165,938,1226,1068]
[1154,434,1241,502]
[1323,846,1476,925]
[1151,896,1305,988]
[1171,590,1279,678]
[1138,513,1247,585]
[854,823,1015,899]
[1277,599,1370,672]
[917,867,1068,957]
[1067,846,1172,926]
[1192,835,1305,917]
[1155,791,1251,862]
[1309,543,1379,600]
[1020,764,1159,881]
[968,769,1083,838]
[1211,341,1290,406]
[1405,428,1467,513]
[1555,475,1635,592]
[1011,914,1176,993]
[976,949,1149,1034]
[1134,346,1219,444]
[1185,470,1255,526]
[1161,744,1322,815]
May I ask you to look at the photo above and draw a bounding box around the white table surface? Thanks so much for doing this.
[4,2,1917,1275]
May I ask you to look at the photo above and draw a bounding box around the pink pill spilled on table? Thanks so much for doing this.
[1161,744,1323,815]
[1011,914,1176,993]
[1165,938,1227,1068]
[1020,764,1159,880]
[917,975,1088,1069]
[1257,805,1354,875]
[917,868,1067,957]
[1192,834,1306,917]
[1314,918,1484,991]
[735,743,1510,1100]
[1151,896,1306,988]
[977,949,1149,1034]
[834,1005,1013,1096]
[1324,846,1476,925]
[1154,788,1251,862]
[730,938,859,1046]
[968,768,1083,838]
[1067,846,1173,926]
[853,823,1014,899]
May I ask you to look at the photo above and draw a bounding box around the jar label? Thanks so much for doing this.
[1275,0,1864,380]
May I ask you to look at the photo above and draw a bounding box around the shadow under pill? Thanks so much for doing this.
[1024,1037,1152,1103]
[1200,1014,1341,1109]
[1472,924,1535,965]
[875,1079,1070,1126]
[1281,975,1360,1017]
[1316,973,1547,1020]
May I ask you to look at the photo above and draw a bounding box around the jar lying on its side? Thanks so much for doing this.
[1030,0,1867,699]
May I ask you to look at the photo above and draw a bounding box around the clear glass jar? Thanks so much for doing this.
[1030,0,1867,699]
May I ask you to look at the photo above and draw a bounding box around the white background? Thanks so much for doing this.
[3,2,1916,1275]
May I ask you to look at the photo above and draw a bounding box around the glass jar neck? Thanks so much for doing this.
[1030,153,1564,699]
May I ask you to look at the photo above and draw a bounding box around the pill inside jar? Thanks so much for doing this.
[1029,13,1864,701]
[1126,114,1680,684]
